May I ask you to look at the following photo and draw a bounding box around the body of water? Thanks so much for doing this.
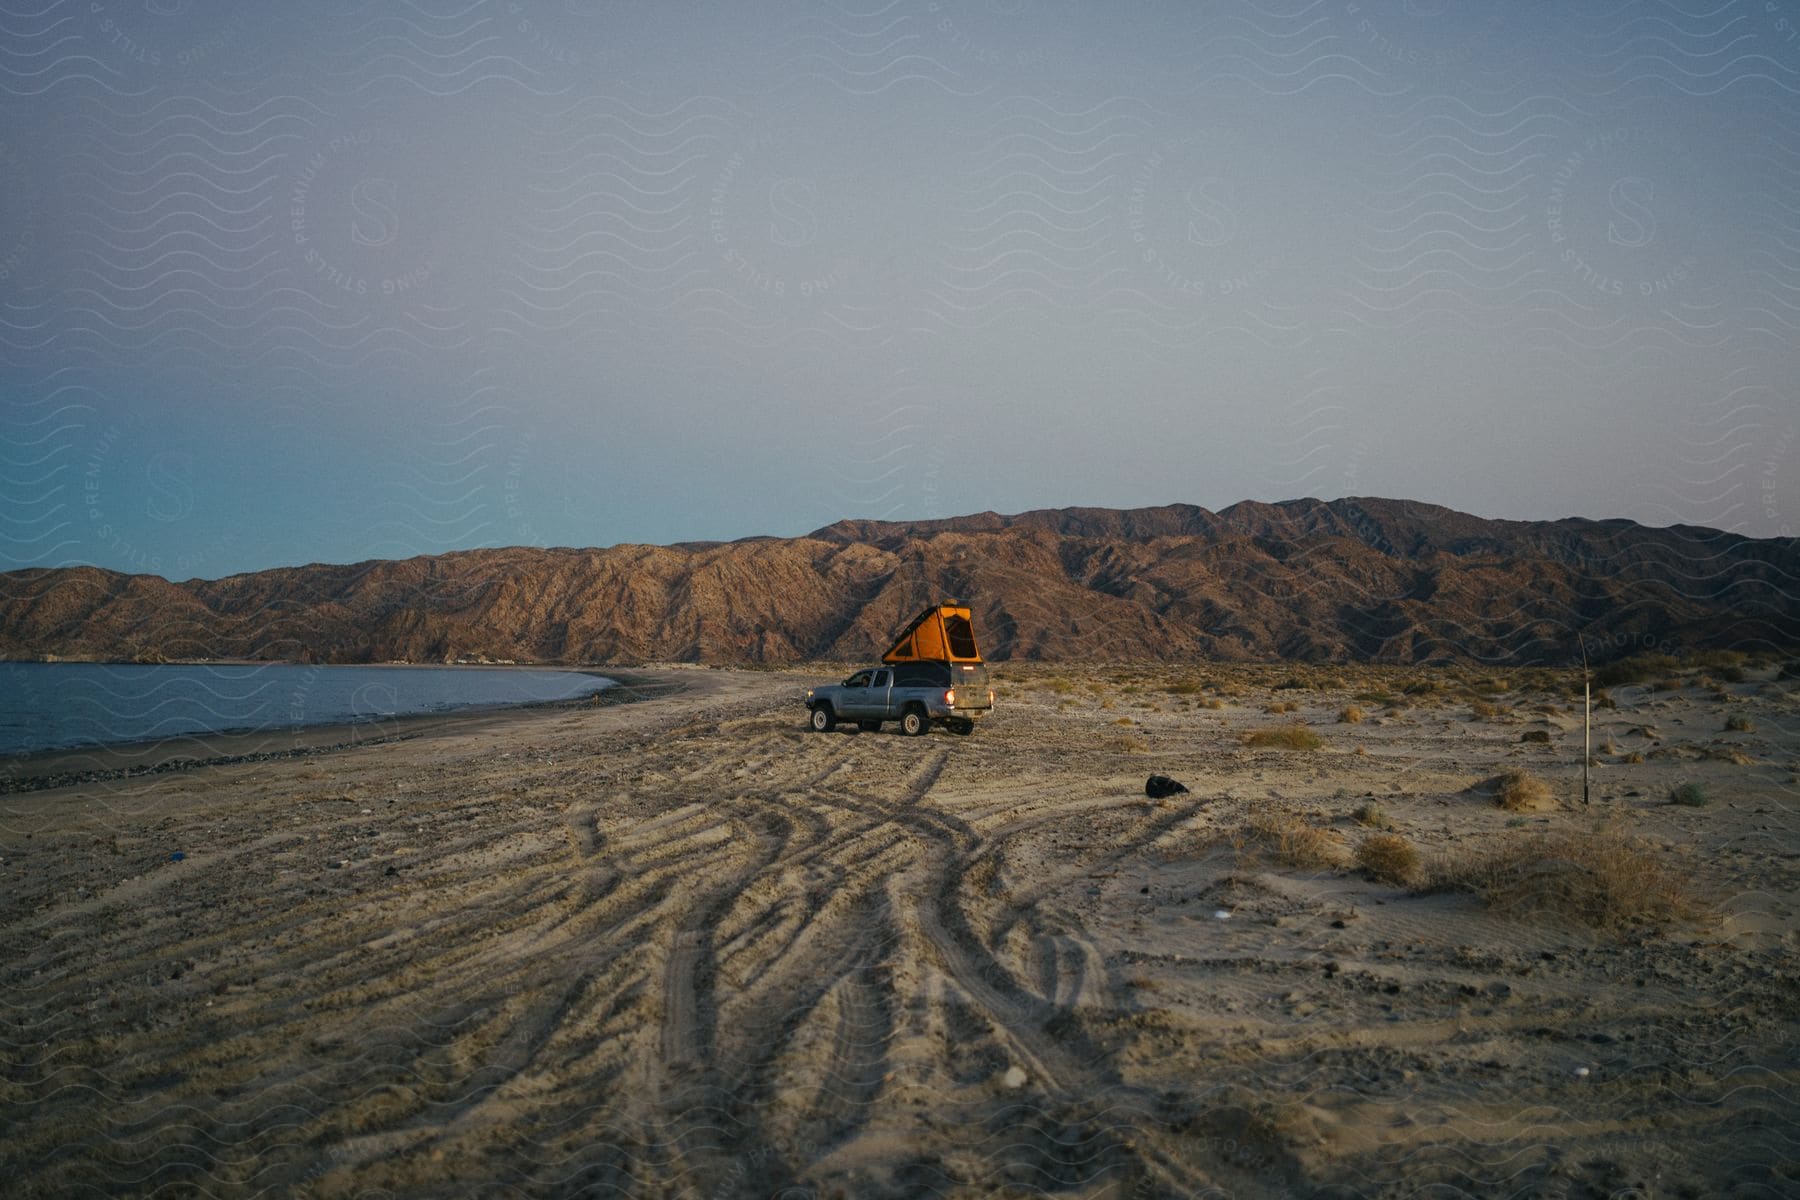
[0,662,616,756]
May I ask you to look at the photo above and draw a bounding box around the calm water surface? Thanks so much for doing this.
[0,662,615,756]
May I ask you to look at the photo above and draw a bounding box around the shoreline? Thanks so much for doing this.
[0,668,680,794]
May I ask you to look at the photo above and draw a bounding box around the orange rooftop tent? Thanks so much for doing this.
[882,602,983,664]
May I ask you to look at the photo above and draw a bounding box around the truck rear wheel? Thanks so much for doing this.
[810,705,836,732]
[900,706,927,737]
[947,717,974,736]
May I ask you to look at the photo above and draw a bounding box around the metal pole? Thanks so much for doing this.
[1580,636,1591,806]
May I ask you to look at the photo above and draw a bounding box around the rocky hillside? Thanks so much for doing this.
[2,498,1795,665]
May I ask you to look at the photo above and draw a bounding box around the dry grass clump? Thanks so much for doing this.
[1492,769,1555,812]
[1163,679,1205,695]
[1701,745,1754,765]
[1200,698,1225,710]
[1264,700,1299,714]
[1244,724,1322,751]
[1243,811,1344,869]
[1424,828,1695,929]
[1337,705,1365,724]
[1468,697,1504,720]
[1352,801,1395,830]
[1044,676,1075,695]
[1355,833,1421,885]
[1110,733,1148,753]
[1724,713,1755,732]
[1621,750,1644,764]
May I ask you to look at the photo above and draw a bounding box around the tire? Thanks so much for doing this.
[857,719,882,733]
[900,706,928,737]
[948,717,974,736]
[809,705,836,732]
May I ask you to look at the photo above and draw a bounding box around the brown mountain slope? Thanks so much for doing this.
[1,498,1795,665]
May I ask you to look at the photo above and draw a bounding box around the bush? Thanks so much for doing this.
[1353,801,1394,829]
[1201,698,1225,710]
[1724,714,1755,733]
[1424,828,1694,928]
[1469,697,1504,720]
[1356,834,1421,885]
[1494,769,1555,812]
[1264,700,1299,714]
[1668,781,1708,807]
[1244,724,1322,751]
[1519,729,1551,744]
[1245,811,1344,869]
[1592,654,1683,689]
[1338,706,1365,724]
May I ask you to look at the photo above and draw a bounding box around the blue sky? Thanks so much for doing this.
[3,0,1798,578]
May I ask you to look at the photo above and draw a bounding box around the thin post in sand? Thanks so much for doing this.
[1579,634,1591,806]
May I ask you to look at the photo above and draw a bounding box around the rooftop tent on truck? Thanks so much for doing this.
[881,602,983,665]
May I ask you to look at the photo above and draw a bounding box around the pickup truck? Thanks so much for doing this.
[805,660,994,736]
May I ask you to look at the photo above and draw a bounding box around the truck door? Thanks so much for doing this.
[866,669,892,718]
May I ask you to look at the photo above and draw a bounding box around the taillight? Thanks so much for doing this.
[945,688,955,706]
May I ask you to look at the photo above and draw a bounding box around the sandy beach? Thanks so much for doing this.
[2,660,1796,1198]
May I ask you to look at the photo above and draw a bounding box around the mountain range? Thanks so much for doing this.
[2,498,1795,665]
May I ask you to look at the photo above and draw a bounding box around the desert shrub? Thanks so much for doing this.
[1685,649,1747,671]
[1494,769,1554,812]
[1353,802,1395,830]
[1356,834,1421,885]
[1424,828,1694,929]
[1668,781,1707,807]
[1653,678,1684,692]
[1468,697,1502,720]
[1264,700,1299,714]
[1402,679,1438,696]
[1201,698,1225,710]
[1519,729,1551,744]
[1110,734,1148,753]
[1244,724,1322,751]
[1596,739,1618,755]
[1724,713,1755,733]
[1592,654,1683,689]
[1245,811,1344,869]
[1621,751,1644,764]
[1164,679,1204,695]
[1044,676,1075,694]
[1113,716,1134,726]
[1701,745,1753,765]
[1273,677,1307,691]
[1338,706,1365,724]
[1594,689,1617,710]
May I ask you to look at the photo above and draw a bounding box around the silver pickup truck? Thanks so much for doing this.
[805,661,994,736]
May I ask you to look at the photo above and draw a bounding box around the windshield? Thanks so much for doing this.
[843,670,871,688]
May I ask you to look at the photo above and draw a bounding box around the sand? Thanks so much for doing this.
[2,660,1797,1198]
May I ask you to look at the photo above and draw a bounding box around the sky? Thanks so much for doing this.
[2,0,1798,579]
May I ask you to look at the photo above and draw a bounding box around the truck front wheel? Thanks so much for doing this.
[810,705,836,732]
[900,705,928,737]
